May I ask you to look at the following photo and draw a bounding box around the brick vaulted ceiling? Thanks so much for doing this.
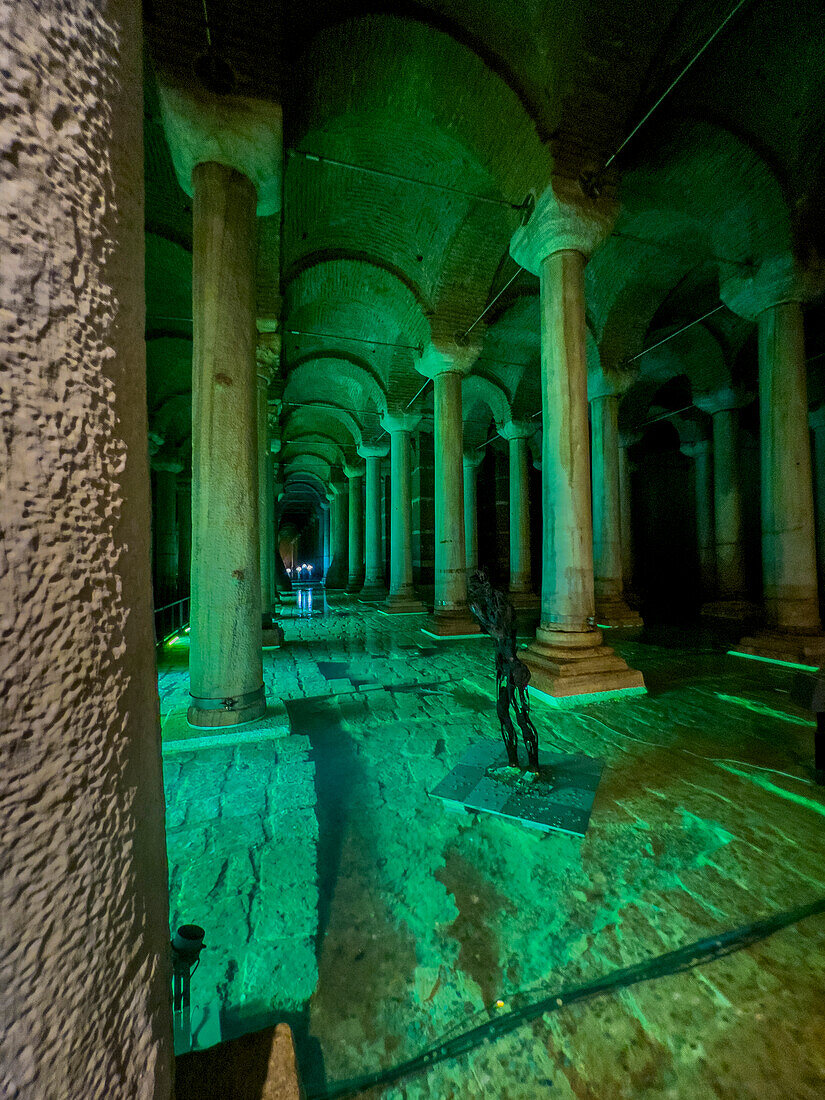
[143,0,825,521]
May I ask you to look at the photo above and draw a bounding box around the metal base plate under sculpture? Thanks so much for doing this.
[430,739,604,837]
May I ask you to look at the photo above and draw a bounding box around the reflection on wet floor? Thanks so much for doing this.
[158,588,825,1099]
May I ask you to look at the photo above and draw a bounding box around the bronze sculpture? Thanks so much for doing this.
[467,569,540,776]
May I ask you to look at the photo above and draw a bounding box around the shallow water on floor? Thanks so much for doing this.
[160,590,825,1098]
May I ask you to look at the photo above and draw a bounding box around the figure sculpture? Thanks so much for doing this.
[467,570,540,776]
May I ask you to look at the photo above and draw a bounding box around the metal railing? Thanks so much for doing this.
[155,595,190,646]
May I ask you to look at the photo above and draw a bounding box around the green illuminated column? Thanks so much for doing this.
[809,405,825,607]
[151,457,182,601]
[510,183,644,698]
[463,448,483,572]
[325,480,349,590]
[723,260,825,662]
[419,350,481,636]
[256,356,275,625]
[189,162,265,727]
[321,497,331,580]
[344,462,365,593]
[589,396,641,627]
[680,437,715,598]
[500,421,538,609]
[176,474,192,594]
[358,442,390,600]
[268,433,281,607]
[382,412,426,613]
[618,432,637,599]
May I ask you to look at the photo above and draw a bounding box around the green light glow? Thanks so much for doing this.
[165,633,190,649]
[595,623,614,629]
[420,628,485,640]
[528,684,648,709]
[727,650,819,672]
[716,763,825,817]
[713,691,815,726]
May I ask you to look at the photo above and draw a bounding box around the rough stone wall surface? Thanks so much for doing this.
[0,3,173,1097]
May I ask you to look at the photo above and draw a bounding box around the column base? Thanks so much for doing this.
[359,584,388,603]
[382,592,427,615]
[423,609,482,638]
[732,630,825,668]
[523,627,645,702]
[701,599,758,624]
[346,575,365,594]
[509,589,540,612]
[187,684,267,728]
[594,597,643,629]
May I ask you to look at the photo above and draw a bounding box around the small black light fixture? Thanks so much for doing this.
[171,924,206,1013]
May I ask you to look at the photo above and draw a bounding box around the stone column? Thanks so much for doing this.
[618,433,637,599]
[151,457,182,601]
[500,421,539,609]
[463,448,484,572]
[2,3,173,1089]
[680,438,715,598]
[321,498,331,580]
[694,390,751,618]
[273,465,295,603]
[809,405,825,609]
[358,442,390,600]
[256,357,277,635]
[723,262,825,662]
[188,162,265,727]
[267,433,281,607]
[344,463,365,593]
[177,474,192,594]
[325,481,349,590]
[510,183,643,699]
[422,357,480,635]
[589,396,641,627]
[382,412,426,612]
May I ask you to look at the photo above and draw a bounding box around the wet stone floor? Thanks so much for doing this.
[158,589,825,1099]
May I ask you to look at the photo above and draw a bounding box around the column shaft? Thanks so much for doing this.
[693,443,715,595]
[177,479,192,593]
[189,162,264,727]
[757,303,820,632]
[711,408,746,598]
[257,376,274,617]
[618,444,633,591]
[153,468,179,598]
[463,456,480,572]
[385,428,424,611]
[361,456,386,597]
[509,436,531,594]
[325,488,349,589]
[346,473,364,592]
[591,398,640,625]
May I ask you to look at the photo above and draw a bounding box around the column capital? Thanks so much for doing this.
[343,461,364,480]
[693,387,752,415]
[382,410,421,434]
[148,431,165,457]
[329,481,348,498]
[256,340,280,385]
[509,177,618,275]
[269,435,282,455]
[498,419,534,442]
[463,448,485,468]
[720,254,823,321]
[357,441,390,460]
[680,438,712,460]
[418,338,480,380]
[809,404,825,431]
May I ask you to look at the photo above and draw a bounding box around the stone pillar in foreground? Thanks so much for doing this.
[723,260,825,663]
[152,456,183,601]
[344,462,365,593]
[420,349,481,635]
[383,412,426,613]
[510,183,644,699]
[694,389,752,620]
[325,481,349,590]
[188,162,265,727]
[1,2,173,1091]
[463,448,484,572]
[359,442,390,600]
[500,420,539,609]
[589,395,641,627]
[680,437,715,599]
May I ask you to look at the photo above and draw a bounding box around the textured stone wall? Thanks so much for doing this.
[0,2,173,1097]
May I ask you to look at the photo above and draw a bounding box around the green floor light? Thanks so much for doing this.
[727,650,820,673]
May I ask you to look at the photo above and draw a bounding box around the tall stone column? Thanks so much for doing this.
[420,354,480,636]
[325,481,349,590]
[383,412,426,612]
[694,389,751,618]
[188,162,265,727]
[463,449,484,572]
[510,183,644,699]
[618,433,637,599]
[359,442,390,600]
[500,421,539,609]
[256,356,277,633]
[589,396,641,626]
[680,438,715,598]
[345,463,365,593]
[809,405,825,609]
[723,261,825,662]
[177,474,192,594]
[321,498,331,580]
[267,433,281,607]
[151,457,182,601]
